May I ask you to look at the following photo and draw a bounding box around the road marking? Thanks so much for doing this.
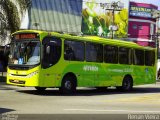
[64,109,127,112]
[64,109,160,113]
[104,94,160,103]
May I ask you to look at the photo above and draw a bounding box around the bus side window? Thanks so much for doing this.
[104,45,118,64]
[145,51,155,66]
[133,49,144,66]
[119,47,132,65]
[86,42,103,63]
[64,40,85,61]
[64,45,75,60]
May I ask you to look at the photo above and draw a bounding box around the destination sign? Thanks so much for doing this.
[14,33,39,40]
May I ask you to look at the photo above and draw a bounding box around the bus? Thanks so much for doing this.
[6,30,157,94]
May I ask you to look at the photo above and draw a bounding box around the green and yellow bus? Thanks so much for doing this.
[7,30,157,94]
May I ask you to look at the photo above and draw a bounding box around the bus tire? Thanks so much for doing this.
[116,76,133,91]
[35,87,46,92]
[60,75,76,94]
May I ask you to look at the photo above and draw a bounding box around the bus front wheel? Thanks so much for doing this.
[60,75,76,94]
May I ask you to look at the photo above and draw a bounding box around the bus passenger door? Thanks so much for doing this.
[41,37,62,87]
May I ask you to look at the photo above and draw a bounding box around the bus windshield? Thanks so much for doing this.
[8,41,40,65]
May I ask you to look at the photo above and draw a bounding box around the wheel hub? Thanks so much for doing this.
[65,81,72,90]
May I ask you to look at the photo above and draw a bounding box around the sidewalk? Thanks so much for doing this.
[157,79,160,82]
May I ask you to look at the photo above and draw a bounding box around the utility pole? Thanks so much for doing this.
[100,1,124,39]
[151,9,160,58]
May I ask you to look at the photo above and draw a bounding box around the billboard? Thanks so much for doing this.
[129,6,152,18]
[81,0,129,38]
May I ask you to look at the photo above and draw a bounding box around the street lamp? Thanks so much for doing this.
[100,1,124,39]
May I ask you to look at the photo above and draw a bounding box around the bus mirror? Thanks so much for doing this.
[46,46,50,54]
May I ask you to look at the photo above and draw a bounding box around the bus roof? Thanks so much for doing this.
[13,30,156,51]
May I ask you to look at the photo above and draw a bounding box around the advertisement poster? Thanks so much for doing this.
[81,0,129,38]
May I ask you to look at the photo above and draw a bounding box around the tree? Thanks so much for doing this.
[0,0,30,44]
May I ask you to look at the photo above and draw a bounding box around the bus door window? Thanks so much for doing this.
[42,37,61,68]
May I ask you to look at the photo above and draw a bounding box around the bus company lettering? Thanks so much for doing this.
[108,68,133,73]
[83,65,99,71]
[124,68,133,72]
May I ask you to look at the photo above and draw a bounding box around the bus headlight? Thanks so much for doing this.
[27,71,39,78]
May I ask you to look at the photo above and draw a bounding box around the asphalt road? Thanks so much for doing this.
[0,82,160,120]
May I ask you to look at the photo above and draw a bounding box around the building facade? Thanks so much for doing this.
[128,2,158,46]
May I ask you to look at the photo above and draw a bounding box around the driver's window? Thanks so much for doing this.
[42,37,61,69]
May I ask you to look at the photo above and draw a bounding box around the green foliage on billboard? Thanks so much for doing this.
[81,0,129,38]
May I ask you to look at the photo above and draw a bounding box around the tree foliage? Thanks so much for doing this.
[0,0,30,40]
[3,0,20,32]
[114,9,128,38]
